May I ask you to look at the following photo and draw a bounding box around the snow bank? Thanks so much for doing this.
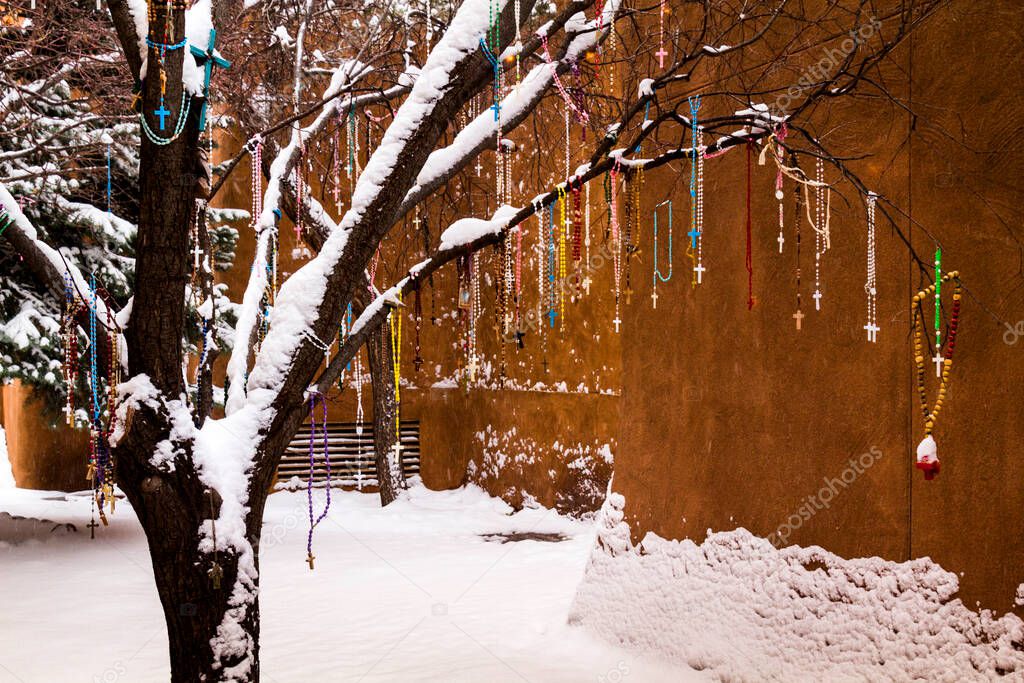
[569,491,1024,681]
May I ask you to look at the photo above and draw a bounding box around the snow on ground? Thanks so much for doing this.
[0,425,13,489]
[0,483,706,682]
[570,492,1024,683]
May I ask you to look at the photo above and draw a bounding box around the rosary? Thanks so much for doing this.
[864,193,879,343]
[687,96,705,286]
[651,200,672,308]
[305,391,332,569]
[911,262,961,480]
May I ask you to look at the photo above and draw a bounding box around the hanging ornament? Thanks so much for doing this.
[651,200,672,308]
[808,157,831,311]
[582,180,592,295]
[912,267,962,480]
[864,192,879,343]
[656,0,668,67]
[413,288,424,371]
[389,297,403,465]
[745,142,755,309]
[609,164,623,332]
[557,185,568,329]
[686,96,705,286]
[305,391,332,569]
[792,157,805,330]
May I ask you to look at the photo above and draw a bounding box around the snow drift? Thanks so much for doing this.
[569,491,1024,681]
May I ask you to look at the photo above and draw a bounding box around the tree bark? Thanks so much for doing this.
[366,319,404,506]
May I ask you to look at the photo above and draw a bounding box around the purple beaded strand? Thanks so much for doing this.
[306,391,332,569]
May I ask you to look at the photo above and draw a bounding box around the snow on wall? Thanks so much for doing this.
[569,491,1024,681]
[468,425,613,515]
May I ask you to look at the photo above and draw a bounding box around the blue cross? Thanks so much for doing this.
[153,102,172,130]
[688,228,701,248]
[189,28,232,131]
[490,100,501,121]
[548,309,558,327]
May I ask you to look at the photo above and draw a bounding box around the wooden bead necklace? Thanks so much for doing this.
[912,267,961,480]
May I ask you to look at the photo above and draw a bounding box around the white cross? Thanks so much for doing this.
[655,47,669,69]
[582,276,592,295]
[475,158,483,176]
[96,0,101,9]
[650,289,659,309]
[413,215,421,230]
[694,263,706,284]
[613,317,622,333]
[468,355,479,380]
[812,289,823,310]
[793,309,805,330]
[864,322,880,343]
[192,243,204,270]
[391,441,403,460]
[63,404,74,420]
[933,351,944,377]
[777,232,785,253]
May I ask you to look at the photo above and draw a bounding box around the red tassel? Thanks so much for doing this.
[746,142,754,309]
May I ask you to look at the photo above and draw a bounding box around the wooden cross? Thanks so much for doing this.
[777,232,785,253]
[306,552,316,570]
[650,288,659,309]
[694,263,706,284]
[864,322,880,343]
[625,287,633,305]
[613,316,622,332]
[793,309,805,330]
[515,330,525,349]
[153,102,172,131]
[933,351,944,377]
[189,29,232,131]
[656,46,669,68]
[812,289,823,311]
[413,355,424,371]
[541,356,549,373]
[87,518,99,539]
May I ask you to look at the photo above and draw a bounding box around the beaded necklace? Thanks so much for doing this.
[389,297,403,464]
[609,166,623,332]
[305,391,331,569]
[912,269,961,480]
[651,199,672,308]
[864,193,879,342]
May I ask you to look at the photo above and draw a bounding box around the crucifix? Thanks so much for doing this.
[933,350,944,377]
[864,322,880,343]
[793,309,805,330]
[467,355,479,380]
[208,562,224,589]
[475,157,483,175]
[192,242,204,270]
[694,263,706,284]
[87,518,99,539]
[581,275,592,295]
[688,228,700,249]
[153,103,172,131]
[189,29,232,131]
[655,47,669,69]
[613,316,622,332]
[812,289,823,311]
[515,330,525,349]
[306,552,316,570]
[541,356,549,373]
[777,232,785,253]
[391,441,404,461]
[548,308,557,327]
[650,288,659,309]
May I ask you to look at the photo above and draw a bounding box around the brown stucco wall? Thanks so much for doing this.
[1,382,88,491]
[613,0,1024,614]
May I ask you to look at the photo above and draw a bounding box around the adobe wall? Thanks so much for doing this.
[613,0,1024,614]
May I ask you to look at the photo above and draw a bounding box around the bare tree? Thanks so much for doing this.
[0,0,946,679]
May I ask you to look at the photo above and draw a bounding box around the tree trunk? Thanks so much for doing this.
[366,321,404,506]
